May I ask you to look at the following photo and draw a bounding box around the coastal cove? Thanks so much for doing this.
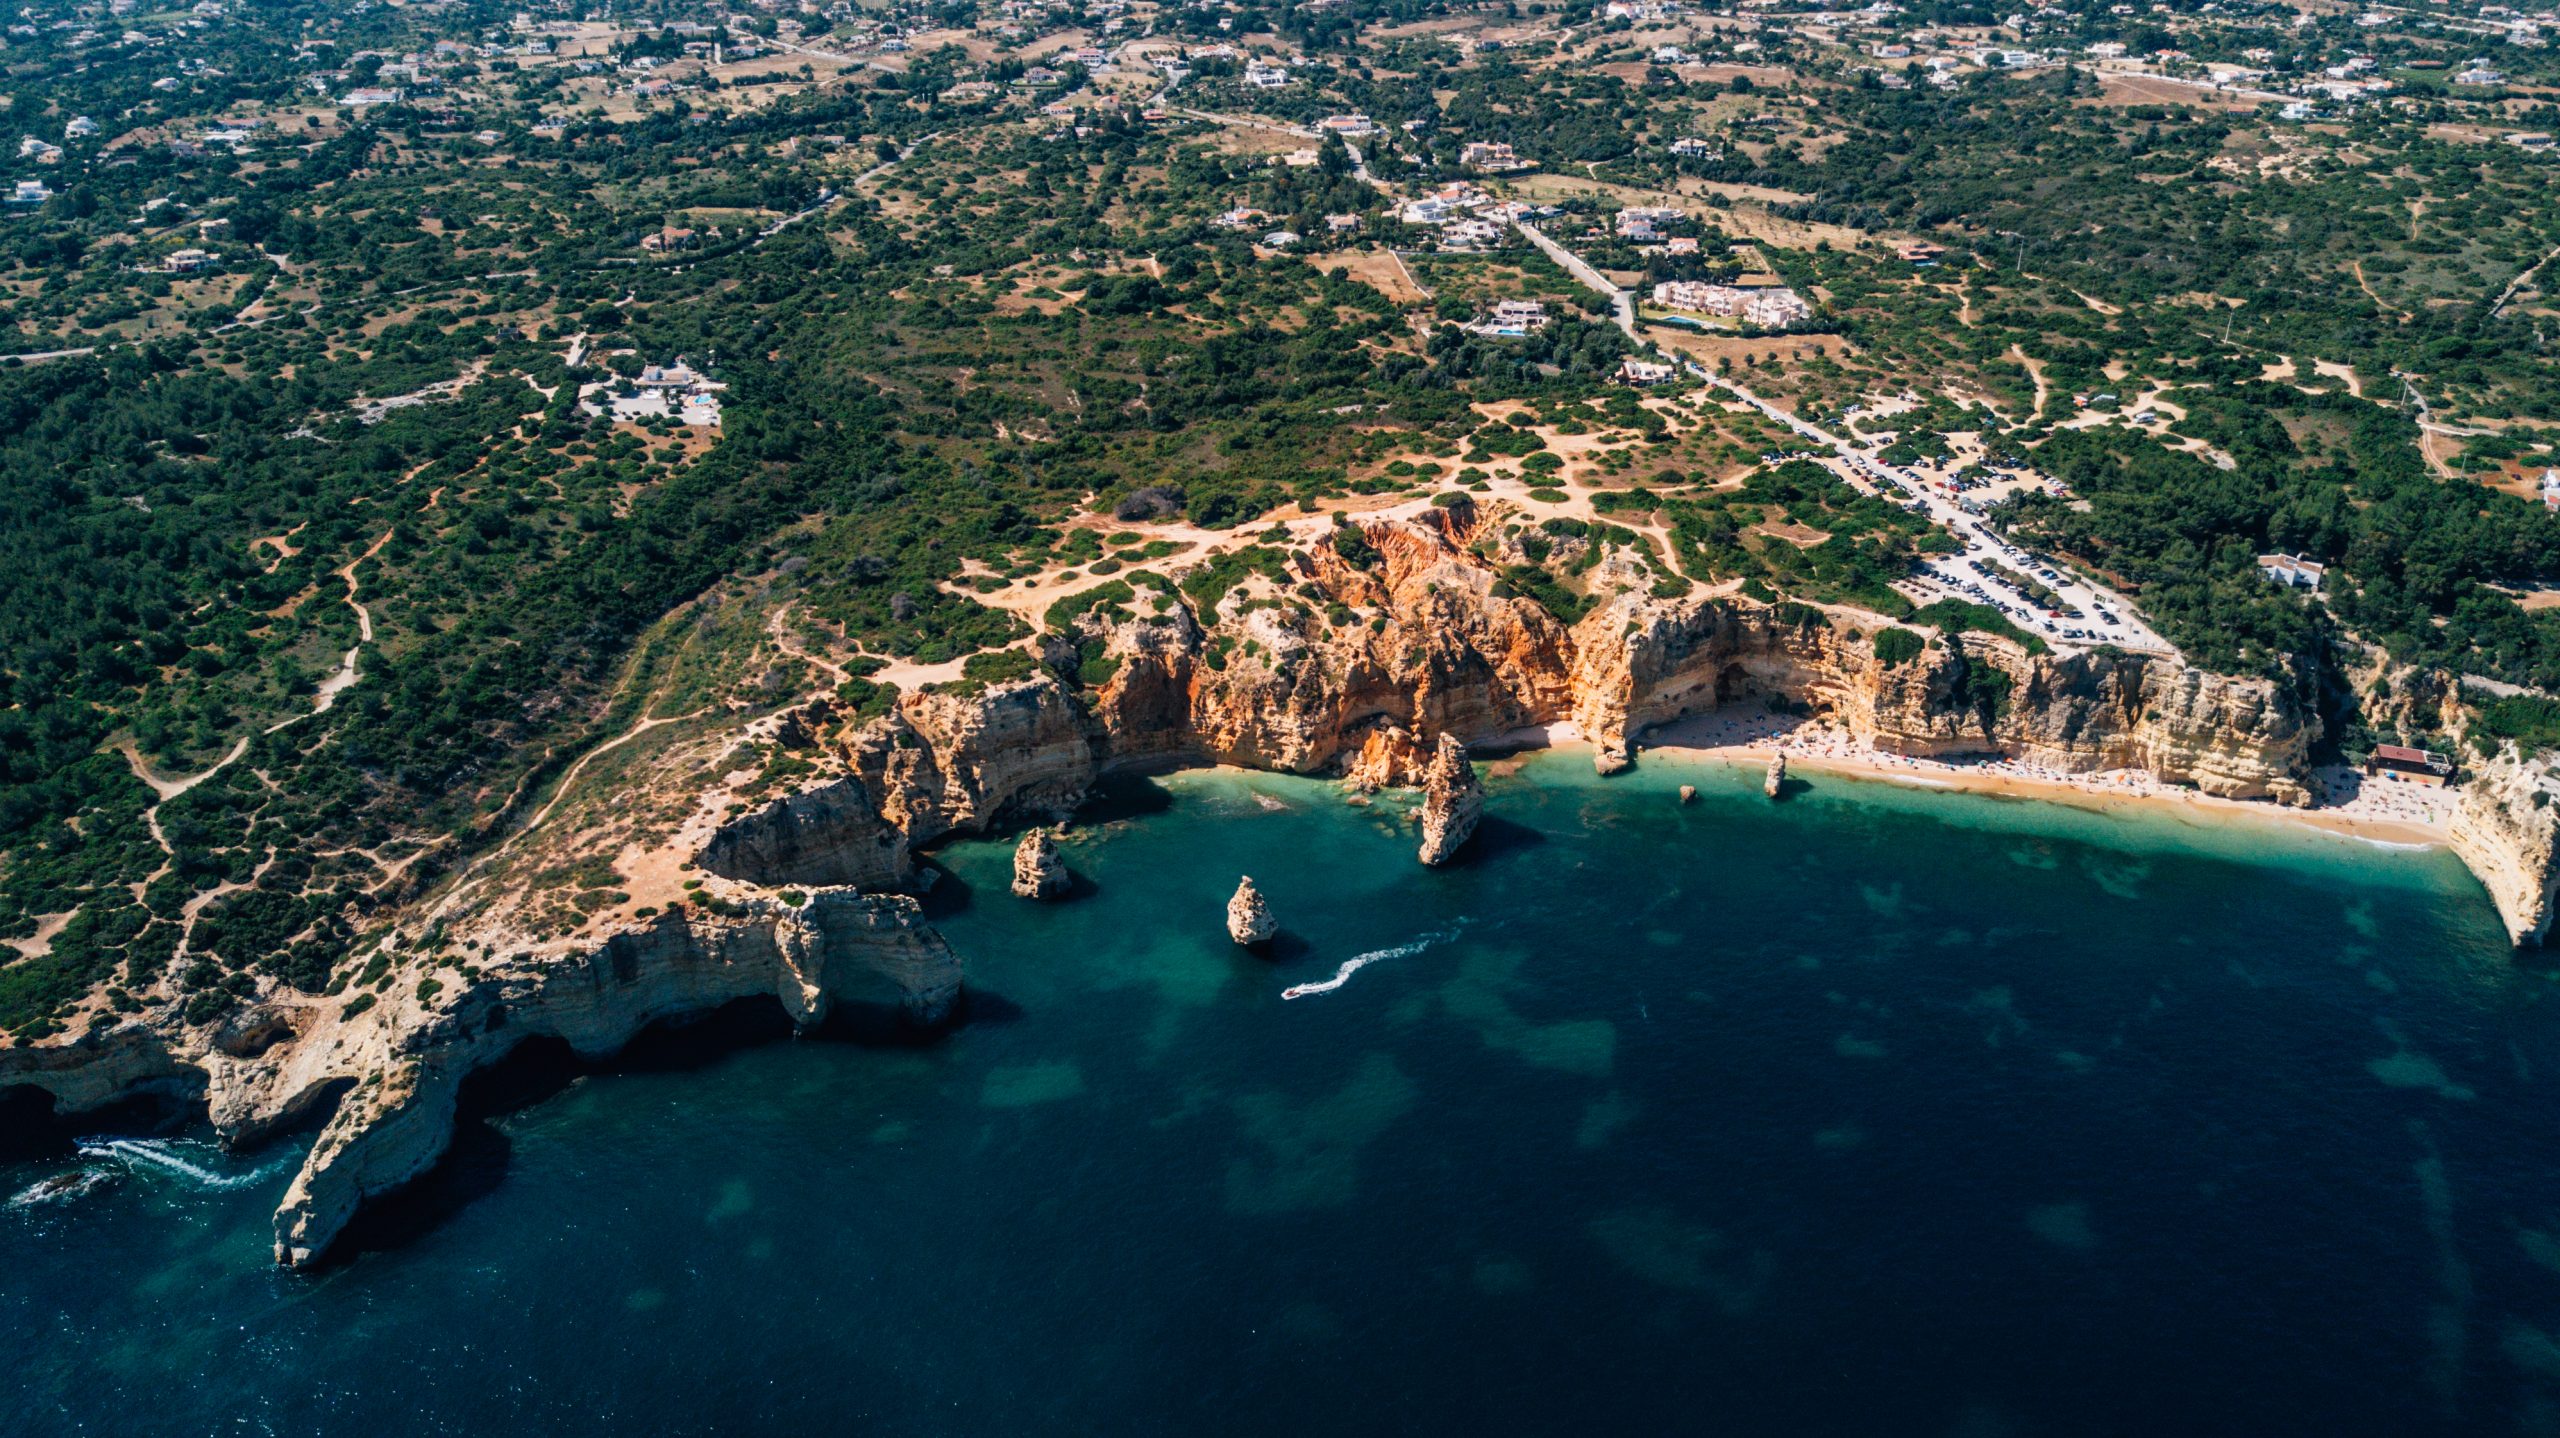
[15,756,2560,1435]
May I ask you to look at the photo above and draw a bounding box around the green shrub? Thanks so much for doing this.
[1331,522,1381,569]
[836,676,901,723]
[1873,627,1927,667]
[2472,697,2560,753]
[1044,579,1135,632]
[961,648,1037,685]
[1911,599,2048,654]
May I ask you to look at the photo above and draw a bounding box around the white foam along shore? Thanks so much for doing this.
[75,1137,287,1192]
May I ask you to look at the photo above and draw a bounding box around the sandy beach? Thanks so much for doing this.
[1610,704,2460,849]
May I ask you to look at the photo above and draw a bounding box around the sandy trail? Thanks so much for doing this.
[269,529,393,733]
[518,709,709,838]
[2008,345,2051,419]
[115,734,252,896]
[767,604,853,684]
[2311,359,2364,397]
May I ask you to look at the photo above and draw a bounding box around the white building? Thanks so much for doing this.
[2257,553,2326,589]
[1651,280,1813,327]
[1467,299,1549,336]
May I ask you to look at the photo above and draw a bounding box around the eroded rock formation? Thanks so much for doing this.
[1416,735,1484,866]
[265,891,954,1266]
[1012,830,1070,899]
[690,507,2318,897]
[1227,877,1276,946]
[5,885,958,1270]
[2449,743,2560,946]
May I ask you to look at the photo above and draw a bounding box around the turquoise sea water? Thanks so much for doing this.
[11,750,2560,1436]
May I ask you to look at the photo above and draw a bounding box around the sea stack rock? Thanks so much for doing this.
[1678,784,1697,805]
[1765,753,1788,798]
[1227,876,1277,946]
[1416,734,1484,867]
[1011,829,1070,899]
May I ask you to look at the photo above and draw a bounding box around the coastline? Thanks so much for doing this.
[1482,706,2456,852]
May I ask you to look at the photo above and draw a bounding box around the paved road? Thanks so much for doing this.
[758,192,841,239]
[2492,241,2560,319]
[1513,221,1636,338]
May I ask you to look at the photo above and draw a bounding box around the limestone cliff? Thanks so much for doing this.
[3,501,2334,1268]
[1566,592,2313,802]
[4,875,957,1270]
[696,773,912,890]
[698,503,2317,895]
[2449,743,2560,946]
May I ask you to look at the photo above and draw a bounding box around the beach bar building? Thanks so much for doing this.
[2365,744,2454,786]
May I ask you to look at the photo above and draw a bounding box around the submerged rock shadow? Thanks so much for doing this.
[1462,815,1546,864]
[1073,774,1178,825]
[1239,931,1316,965]
[914,857,975,921]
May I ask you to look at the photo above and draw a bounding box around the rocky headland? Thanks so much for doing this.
[11,497,2551,1268]
[2449,743,2560,945]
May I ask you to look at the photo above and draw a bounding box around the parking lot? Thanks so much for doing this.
[1709,378,2175,655]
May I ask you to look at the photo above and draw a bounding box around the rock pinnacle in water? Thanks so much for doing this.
[1012,829,1070,899]
[1227,875,1277,945]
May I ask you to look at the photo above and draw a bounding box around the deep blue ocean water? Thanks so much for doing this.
[10,750,2560,1437]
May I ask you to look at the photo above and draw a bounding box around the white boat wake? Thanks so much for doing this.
[75,1137,284,1192]
[8,1168,114,1209]
[1282,929,1455,1000]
